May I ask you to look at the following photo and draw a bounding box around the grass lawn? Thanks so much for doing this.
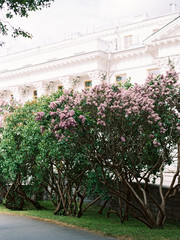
[0,201,179,240]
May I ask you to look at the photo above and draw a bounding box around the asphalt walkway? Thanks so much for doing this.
[0,215,116,240]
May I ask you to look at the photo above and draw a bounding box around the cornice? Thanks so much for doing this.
[0,37,105,64]
[143,15,180,44]
[71,13,180,41]
[1,13,178,61]
[0,51,107,79]
[112,46,146,60]
[106,13,179,34]
[151,35,180,46]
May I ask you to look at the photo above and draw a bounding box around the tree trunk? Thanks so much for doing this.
[54,200,63,215]
[98,200,108,214]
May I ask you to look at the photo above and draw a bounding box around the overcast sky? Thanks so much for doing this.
[1,0,180,54]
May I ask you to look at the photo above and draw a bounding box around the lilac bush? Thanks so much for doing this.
[36,64,180,228]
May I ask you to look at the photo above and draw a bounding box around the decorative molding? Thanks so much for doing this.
[72,76,80,86]
[33,81,44,90]
[0,51,106,79]
[32,81,46,96]
[59,76,73,88]
[148,45,158,58]
[157,56,180,72]
[43,81,54,92]
[19,85,30,95]
[0,90,7,98]
[157,57,169,73]
[9,85,30,98]
[152,36,180,46]
[10,86,18,94]
[88,71,107,83]
[9,86,24,100]
[170,56,180,67]
[113,46,146,60]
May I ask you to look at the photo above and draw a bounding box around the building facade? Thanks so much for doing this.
[0,12,180,103]
[0,12,179,186]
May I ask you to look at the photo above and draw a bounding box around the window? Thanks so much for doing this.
[109,38,118,50]
[116,74,127,85]
[124,35,132,49]
[58,85,63,91]
[84,80,92,91]
[33,90,38,100]
[147,68,160,79]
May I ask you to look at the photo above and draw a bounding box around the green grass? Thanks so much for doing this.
[0,202,179,240]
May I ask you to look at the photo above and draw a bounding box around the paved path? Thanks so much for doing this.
[0,215,116,240]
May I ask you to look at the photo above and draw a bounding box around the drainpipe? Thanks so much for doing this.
[107,52,111,84]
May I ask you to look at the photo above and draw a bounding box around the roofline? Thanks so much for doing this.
[1,12,179,57]
[143,14,180,42]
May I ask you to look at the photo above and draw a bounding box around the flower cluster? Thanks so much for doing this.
[35,112,45,121]
[36,65,179,148]
[46,94,87,140]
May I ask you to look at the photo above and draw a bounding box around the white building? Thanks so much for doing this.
[0,12,180,102]
[0,11,179,186]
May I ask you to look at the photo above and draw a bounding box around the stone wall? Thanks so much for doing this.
[85,184,180,222]
[144,184,180,222]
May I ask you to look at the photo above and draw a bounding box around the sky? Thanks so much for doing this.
[1,0,180,54]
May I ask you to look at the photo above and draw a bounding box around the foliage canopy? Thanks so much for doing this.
[0,64,179,228]
[0,0,54,45]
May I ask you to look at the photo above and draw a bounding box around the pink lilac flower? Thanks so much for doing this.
[49,101,58,110]
[79,115,86,124]
[50,112,57,116]
[150,134,154,139]
[153,140,161,147]
[35,112,45,121]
